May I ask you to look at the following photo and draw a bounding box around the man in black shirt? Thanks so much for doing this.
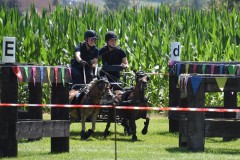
[71,30,99,84]
[99,31,129,82]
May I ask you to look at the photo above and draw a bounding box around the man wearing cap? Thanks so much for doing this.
[71,30,99,85]
[99,31,129,82]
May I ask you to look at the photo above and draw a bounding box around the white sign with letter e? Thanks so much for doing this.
[2,37,16,63]
[170,42,181,61]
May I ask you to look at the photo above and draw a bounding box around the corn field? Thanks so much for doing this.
[0,3,239,107]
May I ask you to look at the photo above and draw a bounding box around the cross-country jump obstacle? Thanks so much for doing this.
[0,63,71,157]
[169,61,240,151]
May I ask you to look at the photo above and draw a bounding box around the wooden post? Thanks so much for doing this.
[28,82,43,120]
[0,66,18,157]
[179,115,187,147]
[179,97,188,147]
[223,91,237,141]
[51,83,69,153]
[168,75,180,132]
[187,77,205,152]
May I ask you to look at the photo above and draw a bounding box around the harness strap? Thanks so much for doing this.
[83,65,86,84]
[94,64,98,77]
[100,69,132,88]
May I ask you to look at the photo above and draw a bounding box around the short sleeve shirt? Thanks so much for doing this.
[99,46,126,65]
[99,46,127,81]
[74,42,98,70]
[75,42,98,62]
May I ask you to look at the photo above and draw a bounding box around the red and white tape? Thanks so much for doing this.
[0,103,112,108]
[115,106,240,112]
[0,103,240,112]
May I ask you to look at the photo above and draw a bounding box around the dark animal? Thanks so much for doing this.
[103,71,150,141]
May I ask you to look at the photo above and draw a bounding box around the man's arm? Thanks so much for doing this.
[121,57,129,69]
[75,51,82,63]
[91,58,98,68]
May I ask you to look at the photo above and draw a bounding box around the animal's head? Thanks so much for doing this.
[134,70,149,90]
[97,77,110,93]
[98,77,119,104]
[87,78,109,96]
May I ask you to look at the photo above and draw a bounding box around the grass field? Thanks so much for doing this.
[3,114,240,160]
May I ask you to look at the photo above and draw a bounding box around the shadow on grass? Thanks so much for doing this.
[166,147,240,155]
[165,147,188,153]
[157,131,178,137]
[108,137,144,142]
[70,130,121,137]
[19,138,42,143]
[70,130,80,137]
[18,152,54,159]
[205,148,240,155]
[70,130,144,142]
[206,137,239,143]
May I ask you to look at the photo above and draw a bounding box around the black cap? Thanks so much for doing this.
[105,31,118,42]
[84,30,98,39]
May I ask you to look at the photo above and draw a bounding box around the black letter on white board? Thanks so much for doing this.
[173,45,179,56]
[5,41,14,56]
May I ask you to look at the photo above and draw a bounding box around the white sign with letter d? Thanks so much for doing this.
[170,42,181,61]
[2,37,16,63]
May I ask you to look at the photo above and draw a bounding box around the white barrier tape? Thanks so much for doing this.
[0,103,240,112]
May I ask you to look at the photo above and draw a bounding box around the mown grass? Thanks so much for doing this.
[3,114,240,160]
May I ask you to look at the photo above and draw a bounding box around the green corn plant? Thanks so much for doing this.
[0,3,239,107]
